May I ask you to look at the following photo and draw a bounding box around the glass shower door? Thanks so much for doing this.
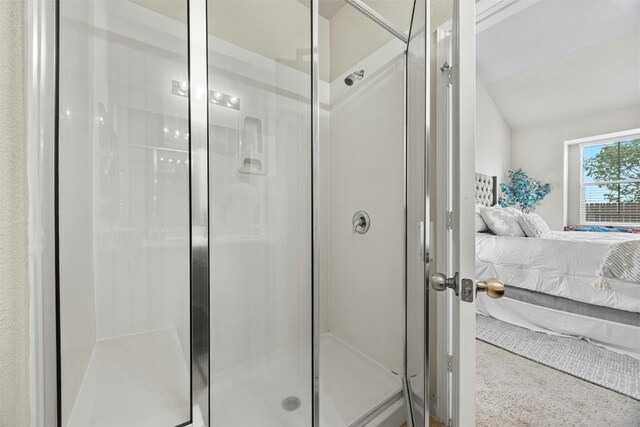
[406,0,429,424]
[206,1,314,426]
[57,0,192,425]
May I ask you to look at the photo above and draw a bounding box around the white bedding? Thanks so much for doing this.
[476,231,640,313]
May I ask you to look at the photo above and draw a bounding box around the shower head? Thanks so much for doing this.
[344,69,365,86]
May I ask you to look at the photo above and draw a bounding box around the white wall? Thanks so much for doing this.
[0,1,30,425]
[511,105,640,230]
[327,45,405,374]
[476,82,511,185]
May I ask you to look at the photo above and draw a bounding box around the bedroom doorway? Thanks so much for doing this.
[429,0,640,426]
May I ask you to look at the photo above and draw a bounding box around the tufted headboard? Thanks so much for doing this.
[475,173,497,207]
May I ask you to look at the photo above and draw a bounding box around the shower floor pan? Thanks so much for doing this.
[66,328,190,427]
[66,331,402,426]
[210,333,403,427]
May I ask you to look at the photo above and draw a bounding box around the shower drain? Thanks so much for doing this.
[281,396,301,411]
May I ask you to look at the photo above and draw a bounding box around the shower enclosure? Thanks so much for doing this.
[47,0,429,425]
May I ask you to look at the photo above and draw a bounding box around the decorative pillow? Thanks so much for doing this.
[479,207,526,237]
[502,207,523,216]
[518,213,551,238]
[475,204,489,233]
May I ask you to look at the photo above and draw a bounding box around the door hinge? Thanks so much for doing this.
[447,353,453,372]
[446,211,454,229]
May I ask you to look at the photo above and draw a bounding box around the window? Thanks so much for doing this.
[580,133,640,226]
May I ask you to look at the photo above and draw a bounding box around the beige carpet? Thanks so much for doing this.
[476,340,640,426]
[476,314,639,399]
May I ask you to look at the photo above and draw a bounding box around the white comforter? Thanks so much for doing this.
[476,231,640,313]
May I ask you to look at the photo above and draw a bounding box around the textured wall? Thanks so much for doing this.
[0,0,30,425]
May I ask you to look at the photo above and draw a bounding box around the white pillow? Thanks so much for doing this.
[502,207,523,216]
[518,213,551,238]
[475,204,489,233]
[479,207,526,237]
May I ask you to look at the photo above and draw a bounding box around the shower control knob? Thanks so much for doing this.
[352,210,370,234]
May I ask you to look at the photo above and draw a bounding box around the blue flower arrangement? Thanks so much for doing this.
[498,168,551,213]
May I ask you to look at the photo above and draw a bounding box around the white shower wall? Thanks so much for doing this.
[324,39,406,375]
[88,2,191,348]
[207,34,325,375]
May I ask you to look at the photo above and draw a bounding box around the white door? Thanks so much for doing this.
[450,1,477,425]
[432,1,504,426]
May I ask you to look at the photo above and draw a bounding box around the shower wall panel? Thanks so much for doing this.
[207,37,316,376]
[90,7,191,346]
[327,42,406,375]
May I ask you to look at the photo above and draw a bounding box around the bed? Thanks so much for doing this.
[474,173,640,359]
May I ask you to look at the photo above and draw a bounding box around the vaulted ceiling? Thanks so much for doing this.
[477,0,640,131]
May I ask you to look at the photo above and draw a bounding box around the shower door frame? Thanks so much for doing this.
[28,0,212,424]
[311,1,320,426]
[27,0,58,423]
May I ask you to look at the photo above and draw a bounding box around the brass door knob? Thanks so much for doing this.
[476,279,504,299]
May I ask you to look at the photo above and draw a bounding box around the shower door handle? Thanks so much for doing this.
[418,221,425,261]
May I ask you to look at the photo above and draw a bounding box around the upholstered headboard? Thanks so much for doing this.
[475,173,497,207]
